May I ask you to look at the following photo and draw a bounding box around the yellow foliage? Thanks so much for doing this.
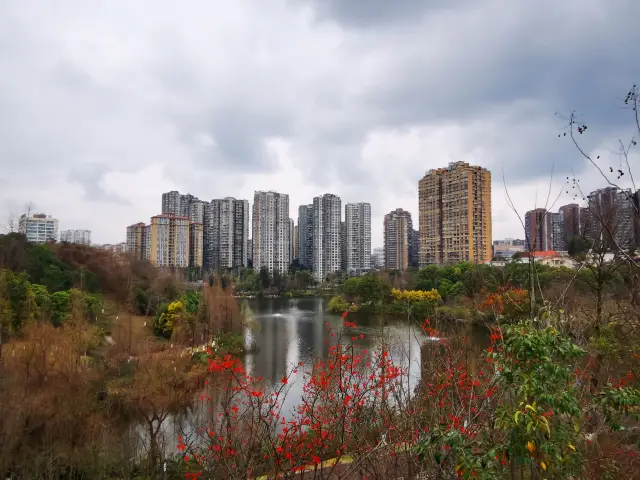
[390,288,441,304]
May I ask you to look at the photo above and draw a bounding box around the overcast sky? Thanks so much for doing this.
[1,0,639,247]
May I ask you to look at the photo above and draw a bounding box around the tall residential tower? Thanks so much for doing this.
[203,198,250,271]
[312,194,342,281]
[252,191,290,273]
[344,202,371,273]
[418,162,492,265]
[384,208,413,271]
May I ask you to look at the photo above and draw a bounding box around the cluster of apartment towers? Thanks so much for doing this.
[124,162,495,280]
[125,191,372,281]
[18,162,639,274]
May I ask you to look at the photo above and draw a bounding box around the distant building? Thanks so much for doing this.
[550,212,565,251]
[312,193,342,281]
[189,222,204,268]
[634,190,640,248]
[289,218,295,269]
[203,198,250,271]
[60,229,91,245]
[492,238,525,259]
[418,162,492,265]
[297,205,314,269]
[126,222,146,260]
[18,213,58,244]
[345,202,372,274]
[162,190,204,221]
[144,214,190,268]
[293,225,299,261]
[586,187,636,250]
[410,228,419,268]
[559,203,583,244]
[371,247,384,269]
[384,208,413,271]
[99,243,127,254]
[524,208,553,252]
[253,191,290,273]
[340,221,347,271]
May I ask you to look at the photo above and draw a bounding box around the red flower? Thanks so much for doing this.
[281,377,288,385]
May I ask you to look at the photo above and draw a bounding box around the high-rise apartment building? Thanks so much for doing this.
[18,213,59,244]
[143,214,190,268]
[418,162,492,265]
[312,194,342,281]
[550,212,565,251]
[410,228,420,268]
[60,229,91,245]
[384,208,413,271]
[162,190,204,221]
[345,203,371,273]
[524,208,553,252]
[586,187,636,249]
[126,222,146,260]
[289,218,295,267]
[633,190,640,248]
[297,205,314,269]
[203,198,250,271]
[189,222,204,268]
[252,191,290,273]
[559,203,583,244]
[371,247,384,269]
[340,221,347,271]
[293,225,299,261]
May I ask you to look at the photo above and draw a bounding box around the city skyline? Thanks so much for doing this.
[2,3,638,249]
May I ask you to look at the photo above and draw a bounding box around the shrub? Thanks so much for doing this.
[327,295,350,313]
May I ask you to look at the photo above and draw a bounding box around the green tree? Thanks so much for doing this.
[343,275,389,304]
[50,290,70,327]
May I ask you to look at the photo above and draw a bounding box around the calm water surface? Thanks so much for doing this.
[240,297,488,415]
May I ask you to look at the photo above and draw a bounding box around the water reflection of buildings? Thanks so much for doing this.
[254,315,289,384]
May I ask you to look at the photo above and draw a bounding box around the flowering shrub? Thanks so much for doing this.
[179,313,639,479]
[479,284,528,319]
[390,288,441,304]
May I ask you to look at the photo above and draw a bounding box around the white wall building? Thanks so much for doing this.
[60,229,92,245]
[312,193,342,282]
[252,191,290,273]
[18,213,59,244]
[345,202,371,274]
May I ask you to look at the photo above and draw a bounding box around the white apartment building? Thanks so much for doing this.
[252,191,290,273]
[60,229,91,245]
[18,213,59,244]
[313,193,342,282]
[345,203,371,273]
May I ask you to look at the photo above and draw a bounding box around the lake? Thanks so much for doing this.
[240,297,489,415]
[145,297,489,458]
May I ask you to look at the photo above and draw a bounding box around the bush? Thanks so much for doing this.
[216,331,245,355]
[327,295,350,313]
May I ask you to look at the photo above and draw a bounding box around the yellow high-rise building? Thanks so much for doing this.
[144,214,191,268]
[126,222,146,260]
[418,161,492,265]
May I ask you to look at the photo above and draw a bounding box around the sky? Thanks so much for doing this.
[1,0,639,247]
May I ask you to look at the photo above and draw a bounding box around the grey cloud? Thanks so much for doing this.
[304,0,465,27]
[1,0,639,243]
